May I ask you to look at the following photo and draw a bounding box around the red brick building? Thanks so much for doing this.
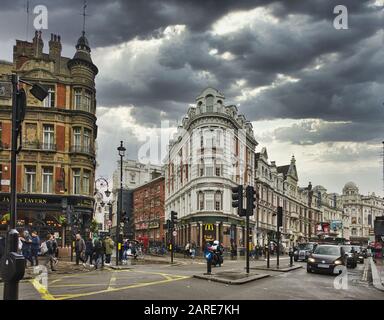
[133,176,165,246]
[0,30,98,242]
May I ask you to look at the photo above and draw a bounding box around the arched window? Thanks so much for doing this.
[205,95,214,112]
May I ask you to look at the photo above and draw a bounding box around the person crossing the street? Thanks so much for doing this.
[75,233,86,266]
[45,233,58,272]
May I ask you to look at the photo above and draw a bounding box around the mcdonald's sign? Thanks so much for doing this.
[203,223,216,242]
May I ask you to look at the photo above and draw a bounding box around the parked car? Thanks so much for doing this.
[294,242,318,261]
[340,245,358,268]
[307,245,346,275]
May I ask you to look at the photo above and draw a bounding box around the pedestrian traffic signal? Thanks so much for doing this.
[246,185,256,217]
[277,206,283,229]
[232,185,245,216]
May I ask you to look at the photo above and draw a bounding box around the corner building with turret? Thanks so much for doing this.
[165,88,257,251]
[0,30,98,245]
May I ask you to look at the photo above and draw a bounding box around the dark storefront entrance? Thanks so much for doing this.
[0,193,94,246]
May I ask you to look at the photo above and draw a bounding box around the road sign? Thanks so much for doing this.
[172,231,177,237]
[108,220,112,227]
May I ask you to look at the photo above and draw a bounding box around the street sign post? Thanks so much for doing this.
[172,230,177,237]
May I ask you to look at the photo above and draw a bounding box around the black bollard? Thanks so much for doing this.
[206,257,212,275]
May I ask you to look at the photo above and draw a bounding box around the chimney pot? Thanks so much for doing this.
[51,33,53,41]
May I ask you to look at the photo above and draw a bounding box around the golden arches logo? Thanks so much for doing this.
[204,224,214,231]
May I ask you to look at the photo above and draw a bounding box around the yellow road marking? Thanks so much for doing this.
[32,269,190,300]
[53,275,190,300]
[31,279,55,300]
[50,284,107,288]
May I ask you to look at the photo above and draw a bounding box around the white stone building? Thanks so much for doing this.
[342,182,384,243]
[165,88,258,250]
[111,160,163,228]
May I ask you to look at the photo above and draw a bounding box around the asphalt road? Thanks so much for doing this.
[1,257,383,300]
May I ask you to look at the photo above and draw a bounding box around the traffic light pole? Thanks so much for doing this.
[171,229,174,264]
[246,211,250,274]
[276,229,280,268]
[3,75,21,300]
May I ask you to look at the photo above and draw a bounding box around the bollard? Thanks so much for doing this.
[206,257,212,275]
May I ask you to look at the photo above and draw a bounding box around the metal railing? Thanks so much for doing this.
[70,145,95,156]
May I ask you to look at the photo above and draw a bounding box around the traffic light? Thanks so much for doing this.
[232,185,245,216]
[122,212,129,224]
[277,206,283,229]
[246,185,256,217]
[170,211,178,228]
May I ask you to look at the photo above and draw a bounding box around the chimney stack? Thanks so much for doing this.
[49,33,62,73]
[33,30,44,58]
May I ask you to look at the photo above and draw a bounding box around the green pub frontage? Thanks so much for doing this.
[0,193,94,248]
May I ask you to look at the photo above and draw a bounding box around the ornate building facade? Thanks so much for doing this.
[255,148,324,248]
[165,88,257,250]
[0,30,98,242]
[341,182,384,243]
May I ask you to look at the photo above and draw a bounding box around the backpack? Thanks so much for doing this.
[94,239,103,251]
[40,241,48,255]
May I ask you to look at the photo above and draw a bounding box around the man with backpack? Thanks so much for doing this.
[93,236,104,269]
[45,233,58,271]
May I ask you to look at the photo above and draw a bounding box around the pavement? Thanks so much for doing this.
[369,258,384,291]
[1,256,383,300]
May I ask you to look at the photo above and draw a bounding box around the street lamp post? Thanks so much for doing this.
[307,182,313,240]
[116,141,126,266]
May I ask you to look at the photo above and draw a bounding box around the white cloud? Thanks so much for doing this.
[211,7,279,36]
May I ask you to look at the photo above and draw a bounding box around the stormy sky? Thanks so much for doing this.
[0,0,383,196]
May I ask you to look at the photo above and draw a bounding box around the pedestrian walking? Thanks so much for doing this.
[45,233,58,271]
[93,236,104,269]
[184,242,190,258]
[190,241,196,259]
[103,236,114,265]
[31,231,40,266]
[20,230,33,266]
[75,233,86,266]
[85,236,94,267]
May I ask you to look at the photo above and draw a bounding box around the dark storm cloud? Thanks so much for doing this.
[273,121,384,145]
[1,0,383,145]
